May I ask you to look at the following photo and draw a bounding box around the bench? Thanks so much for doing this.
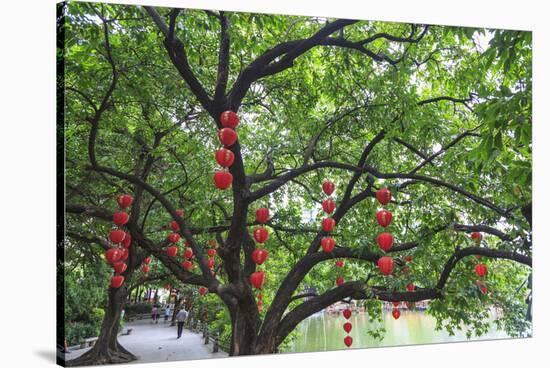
[79,337,98,349]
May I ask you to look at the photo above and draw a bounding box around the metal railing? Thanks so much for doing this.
[184,317,230,353]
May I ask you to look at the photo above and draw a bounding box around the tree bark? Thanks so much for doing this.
[66,286,136,366]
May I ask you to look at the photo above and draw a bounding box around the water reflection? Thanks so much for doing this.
[288,310,509,353]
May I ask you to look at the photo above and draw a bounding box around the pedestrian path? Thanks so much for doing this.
[68,319,227,364]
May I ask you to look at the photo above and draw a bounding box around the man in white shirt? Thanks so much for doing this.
[175,308,188,339]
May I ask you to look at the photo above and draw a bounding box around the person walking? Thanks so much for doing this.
[175,308,188,339]
[164,304,171,323]
[151,304,160,324]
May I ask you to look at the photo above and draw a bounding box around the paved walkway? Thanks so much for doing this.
[67,319,227,364]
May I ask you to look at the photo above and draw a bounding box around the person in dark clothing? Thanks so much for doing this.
[175,308,188,339]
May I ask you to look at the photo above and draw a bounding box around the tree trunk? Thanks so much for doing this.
[66,286,137,366]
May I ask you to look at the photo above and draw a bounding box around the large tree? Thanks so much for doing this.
[61,2,532,362]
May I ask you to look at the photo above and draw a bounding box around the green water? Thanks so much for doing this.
[288,310,509,353]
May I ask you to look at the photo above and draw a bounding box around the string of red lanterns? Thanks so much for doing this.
[250,207,270,311]
[470,232,488,294]
[107,194,134,289]
[213,110,239,190]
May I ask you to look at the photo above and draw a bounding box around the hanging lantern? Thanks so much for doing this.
[112,212,129,226]
[213,171,233,190]
[343,322,352,333]
[215,148,235,168]
[220,110,239,129]
[474,263,488,277]
[168,233,180,243]
[377,232,394,252]
[336,276,345,286]
[170,220,180,232]
[167,246,178,258]
[335,260,344,268]
[176,209,185,217]
[252,248,268,265]
[322,181,335,196]
[120,248,129,261]
[143,257,151,264]
[403,255,413,262]
[116,194,134,209]
[141,265,150,274]
[250,271,266,289]
[184,249,193,259]
[207,249,217,258]
[322,217,336,232]
[471,232,482,243]
[342,309,352,319]
[257,293,263,300]
[105,248,122,264]
[121,232,132,248]
[377,256,394,275]
[255,207,270,224]
[392,309,401,320]
[376,210,392,228]
[406,283,415,292]
[392,301,400,308]
[253,227,269,243]
[207,258,216,269]
[110,275,125,288]
[218,128,237,147]
[199,287,208,296]
[322,199,336,214]
[113,261,127,274]
[182,260,193,271]
[343,336,353,347]
[376,187,392,205]
[402,267,410,274]
[109,229,126,244]
[257,299,264,308]
[321,237,335,253]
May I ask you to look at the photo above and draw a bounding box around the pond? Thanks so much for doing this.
[287,310,510,353]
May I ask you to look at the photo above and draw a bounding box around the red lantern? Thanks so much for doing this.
[218,128,237,147]
[167,246,178,258]
[376,187,392,205]
[116,194,134,209]
[182,260,193,271]
[184,249,193,259]
[170,220,180,232]
[377,256,394,275]
[250,271,265,289]
[322,181,335,196]
[199,287,208,296]
[109,229,126,244]
[110,275,125,288]
[220,110,239,129]
[255,207,270,224]
[105,248,122,264]
[253,227,269,243]
[215,148,235,168]
[176,209,185,217]
[112,212,129,226]
[471,232,482,243]
[252,248,268,265]
[377,232,394,252]
[474,263,488,277]
[143,257,151,264]
[207,249,217,258]
[343,322,352,333]
[343,336,353,347]
[207,258,215,269]
[322,199,336,214]
[257,299,264,307]
[403,255,413,262]
[406,283,415,292]
[321,237,335,253]
[402,267,410,274]
[120,248,129,261]
[376,210,392,227]
[342,309,352,319]
[322,217,336,232]
[121,232,132,248]
[257,293,263,300]
[392,301,400,307]
[213,171,233,190]
[168,233,180,243]
[142,265,150,273]
[335,260,344,268]
[392,309,401,320]
[336,276,345,286]
[113,261,127,274]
